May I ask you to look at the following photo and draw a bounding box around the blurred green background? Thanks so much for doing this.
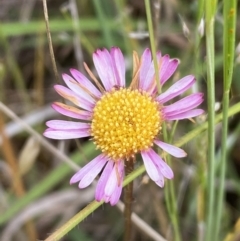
[0,0,240,241]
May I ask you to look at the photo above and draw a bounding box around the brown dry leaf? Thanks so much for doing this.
[19,136,40,175]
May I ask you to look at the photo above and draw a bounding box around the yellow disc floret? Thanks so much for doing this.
[91,88,162,161]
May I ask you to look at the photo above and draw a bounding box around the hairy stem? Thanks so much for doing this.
[123,160,134,241]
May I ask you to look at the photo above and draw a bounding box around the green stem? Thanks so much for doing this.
[214,0,237,239]
[169,179,181,241]
[205,0,217,240]
[29,102,240,241]
[45,201,104,241]
[169,121,179,144]
[144,0,161,93]
[163,124,181,241]
[144,3,180,239]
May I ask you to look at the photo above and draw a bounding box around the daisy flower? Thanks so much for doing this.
[44,47,204,206]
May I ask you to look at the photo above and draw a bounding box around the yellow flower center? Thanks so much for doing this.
[91,88,162,160]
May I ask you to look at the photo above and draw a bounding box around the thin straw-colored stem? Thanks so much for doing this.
[205,0,217,240]
[42,0,60,83]
[214,0,237,239]
[0,102,79,171]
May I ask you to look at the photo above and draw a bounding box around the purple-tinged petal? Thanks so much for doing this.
[109,160,124,205]
[154,140,187,158]
[52,102,92,120]
[144,54,170,93]
[70,69,102,98]
[104,196,111,203]
[110,47,126,87]
[104,163,119,196]
[78,158,108,188]
[93,49,116,91]
[139,49,152,90]
[46,120,90,130]
[157,75,195,104]
[160,59,179,85]
[155,174,164,188]
[43,128,90,140]
[109,185,122,206]
[62,74,96,105]
[163,93,204,115]
[54,85,94,111]
[158,161,174,179]
[165,109,204,120]
[95,160,114,201]
[70,154,106,184]
[158,54,170,82]
[148,149,174,179]
[141,150,160,182]
[140,51,162,92]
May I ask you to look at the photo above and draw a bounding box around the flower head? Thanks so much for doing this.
[44,47,204,205]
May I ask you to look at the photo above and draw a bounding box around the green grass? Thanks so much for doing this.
[1,0,240,240]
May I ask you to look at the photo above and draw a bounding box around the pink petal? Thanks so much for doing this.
[95,160,114,202]
[46,120,90,130]
[165,109,204,120]
[158,54,170,83]
[157,75,195,104]
[139,49,152,90]
[147,56,176,95]
[163,93,204,115]
[43,128,90,140]
[154,140,187,158]
[110,47,125,87]
[78,157,108,188]
[139,51,178,93]
[141,150,160,182]
[70,154,106,184]
[62,74,96,105]
[148,149,174,179]
[104,163,119,196]
[155,174,164,187]
[145,52,162,91]
[158,162,174,179]
[52,102,92,120]
[109,161,124,205]
[109,184,123,206]
[160,58,179,85]
[70,69,102,98]
[54,85,94,111]
[93,48,116,91]
[139,51,162,92]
